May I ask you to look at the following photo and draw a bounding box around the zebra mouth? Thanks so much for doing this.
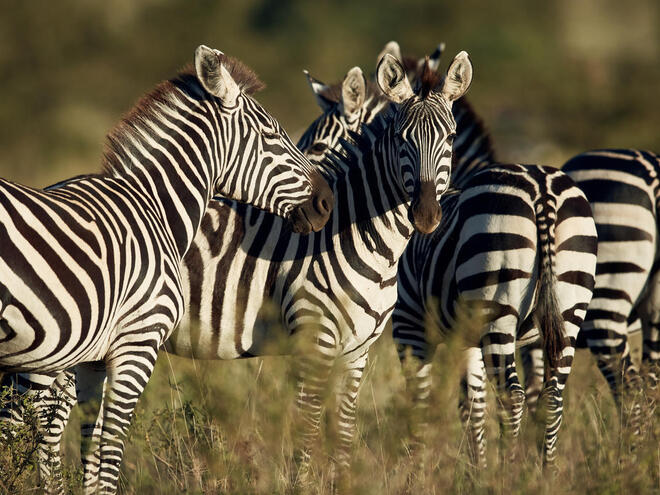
[410,181,443,234]
[289,207,314,234]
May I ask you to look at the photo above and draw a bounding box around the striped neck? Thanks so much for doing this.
[103,76,221,259]
[324,113,414,265]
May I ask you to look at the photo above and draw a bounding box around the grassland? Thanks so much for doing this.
[2,328,658,494]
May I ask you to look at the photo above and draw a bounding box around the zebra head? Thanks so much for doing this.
[376,51,472,234]
[194,45,333,233]
[297,66,386,166]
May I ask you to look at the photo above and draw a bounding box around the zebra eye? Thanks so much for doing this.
[310,142,328,153]
[446,133,456,144]
[262,131,281,140]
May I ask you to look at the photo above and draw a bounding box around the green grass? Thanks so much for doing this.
[3,330,658,494]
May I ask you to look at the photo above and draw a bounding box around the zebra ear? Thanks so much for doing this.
[195,45,240,107]
[376,53,414,104]
[440,51,472,102]
[304,70,335,112]
[377,40,403,64]
[341,67,366,119]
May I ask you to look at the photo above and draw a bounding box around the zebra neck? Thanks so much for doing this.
[328,124,413,267]
[107,102,216,260]
[449,98,497,188]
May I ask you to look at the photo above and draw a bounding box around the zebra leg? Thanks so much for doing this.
[459,347,487,469]
[481,330,525,443]
[293,327,339,485]
[642,319,660,388]
[95,340,160,493]
[0,371,63,491]
[520,341,545,416]
[588,327,642,434]
[538,319,581,467]
[332,352,368,487]
[73,362,107,494]
[36,370,77,493]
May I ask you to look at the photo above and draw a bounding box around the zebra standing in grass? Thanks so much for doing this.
[522,149,660,420]
[376,42,598,467]
[25,51,473,489]
[0,45,333,493]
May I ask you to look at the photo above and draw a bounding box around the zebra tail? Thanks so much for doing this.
[534,201,564,372]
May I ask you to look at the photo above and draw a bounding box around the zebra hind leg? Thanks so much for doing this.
[459,347,488,469]
[520,342,545,417]
[36,370,77,493]
[481,335,525,465]
[0,371,62,492]
[538,335,578,468]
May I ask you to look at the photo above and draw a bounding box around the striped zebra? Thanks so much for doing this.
[0,45,333,493]
[522,149,660,422]
[374,42,598,467]
[23,51,474,489]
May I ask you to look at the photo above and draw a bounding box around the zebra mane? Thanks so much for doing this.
[102,54,265,175]
[450,97,498,187]
[320,107,392,183]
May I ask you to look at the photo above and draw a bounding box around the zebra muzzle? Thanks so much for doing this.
[289,172,334,234]
[411,181,442,234]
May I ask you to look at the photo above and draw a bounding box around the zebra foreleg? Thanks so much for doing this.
[330,352,368,488]
[333,353,367,469]
[292,328,339,486]
[459,347,488,469]
[96,337,161,494]
[36,370,77,494]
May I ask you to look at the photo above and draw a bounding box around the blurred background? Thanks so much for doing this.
[0,0,657,187]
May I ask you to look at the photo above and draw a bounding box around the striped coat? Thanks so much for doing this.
[21,52,474,489]
[0,46,332,493]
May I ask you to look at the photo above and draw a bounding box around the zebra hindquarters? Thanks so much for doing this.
[564,150,657,422]
[537,178,597,467]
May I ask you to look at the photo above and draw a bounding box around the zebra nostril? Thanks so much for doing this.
[316,195,331,215]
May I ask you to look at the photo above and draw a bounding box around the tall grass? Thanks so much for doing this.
[1,330,658,494]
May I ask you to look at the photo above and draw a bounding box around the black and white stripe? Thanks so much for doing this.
[522,148,660,421]
[381,41,597,467]
[23,52,473,488]
[0,46,332,494]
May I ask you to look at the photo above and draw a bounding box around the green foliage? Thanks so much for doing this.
[0,387,43,494]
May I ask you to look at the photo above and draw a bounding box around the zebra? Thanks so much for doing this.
[521,149,660,425]
[0,45,334,493]
[21,51,474,490]
[371,42,598,468]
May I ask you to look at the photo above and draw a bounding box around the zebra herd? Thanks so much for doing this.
[0,41,657,493]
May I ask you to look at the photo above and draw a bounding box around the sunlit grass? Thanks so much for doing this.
[2,328,658,494]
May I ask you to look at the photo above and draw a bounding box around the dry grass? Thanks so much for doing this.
[1,330,659,494]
